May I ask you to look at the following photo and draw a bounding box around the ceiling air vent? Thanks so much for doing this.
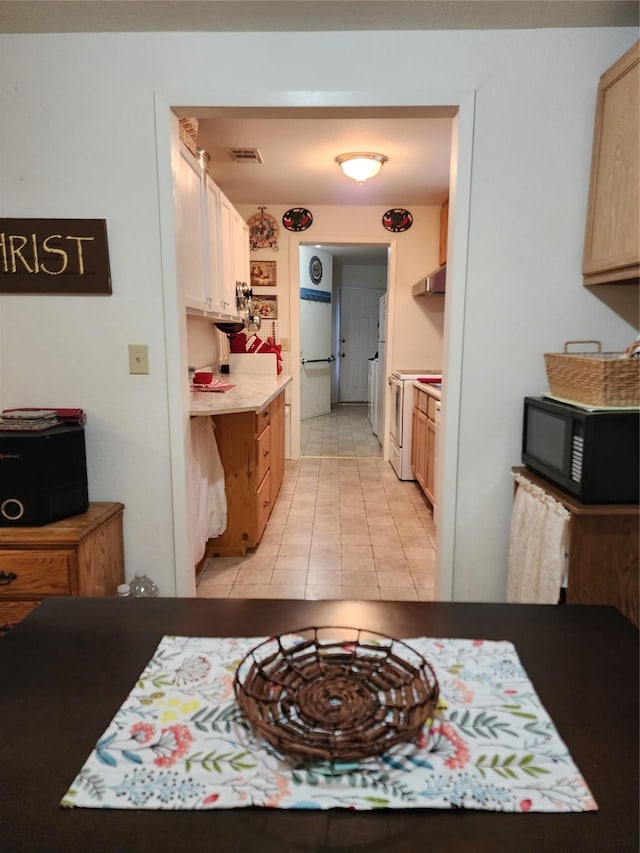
[228,148,263,164]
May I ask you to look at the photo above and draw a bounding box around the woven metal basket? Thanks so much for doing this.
[544,340,639,407]
[234,626,439,763]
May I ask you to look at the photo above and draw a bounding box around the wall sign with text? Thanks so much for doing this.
[0,218,112,294]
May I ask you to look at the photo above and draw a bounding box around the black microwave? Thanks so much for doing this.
[522,396,639,504]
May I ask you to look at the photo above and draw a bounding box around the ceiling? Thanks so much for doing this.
[190,107,453,208]
[0,1,637,33]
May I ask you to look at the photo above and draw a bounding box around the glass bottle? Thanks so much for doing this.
[128,572,159,598]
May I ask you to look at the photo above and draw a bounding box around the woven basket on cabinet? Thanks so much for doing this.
[544,341,639,407]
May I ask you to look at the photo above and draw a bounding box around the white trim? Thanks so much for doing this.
[153,87,475,605]
[154,94,195,597]
[435,94,476,603]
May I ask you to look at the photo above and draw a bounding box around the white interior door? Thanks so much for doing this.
[299,247,333,420]
[339,288,382,402]
[300,298,332,419]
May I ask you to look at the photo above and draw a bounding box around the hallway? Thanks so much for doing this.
[197,405,437,601]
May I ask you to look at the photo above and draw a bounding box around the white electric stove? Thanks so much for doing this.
[389,369,441,479]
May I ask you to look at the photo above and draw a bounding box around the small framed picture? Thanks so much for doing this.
[254,295,278,319]
[250,260,277,288]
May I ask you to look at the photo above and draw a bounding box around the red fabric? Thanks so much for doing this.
[2,407,85,422]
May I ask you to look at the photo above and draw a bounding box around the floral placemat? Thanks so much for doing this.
[62,635,597,813]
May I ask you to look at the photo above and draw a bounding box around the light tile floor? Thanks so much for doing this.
[197,404,437,601]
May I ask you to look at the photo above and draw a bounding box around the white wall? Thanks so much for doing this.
[1,28,637,601]
[333,265,387,290]
[186,316,221,371]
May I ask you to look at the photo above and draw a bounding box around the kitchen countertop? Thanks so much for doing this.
[412,379,442,402]
[189,373,291,416]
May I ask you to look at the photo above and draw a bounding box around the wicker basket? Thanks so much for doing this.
[544,341,639,407]
[234,626,439,763]
[178,117,199,156]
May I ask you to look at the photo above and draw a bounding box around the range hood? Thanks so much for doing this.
[412,263,446,297]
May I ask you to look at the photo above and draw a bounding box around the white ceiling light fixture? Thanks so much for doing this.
[335,152,388,184]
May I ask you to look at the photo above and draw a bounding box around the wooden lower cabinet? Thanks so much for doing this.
[0,502,125,633]
[206,389,285,556]
[513,468,639,627]
[411,387,438,507]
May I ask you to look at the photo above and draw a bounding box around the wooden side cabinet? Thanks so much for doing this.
[513,468,639,627]
[207,389,285,557]
[0,502,125,633]
[583,40,639,285]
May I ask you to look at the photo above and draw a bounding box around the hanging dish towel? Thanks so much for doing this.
[188,417,227,566]
[507,472,570,604]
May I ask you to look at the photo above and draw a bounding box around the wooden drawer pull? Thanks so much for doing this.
[0,571,17,586]
[263,499,270,508]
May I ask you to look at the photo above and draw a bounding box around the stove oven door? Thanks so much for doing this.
[389,376,404,448]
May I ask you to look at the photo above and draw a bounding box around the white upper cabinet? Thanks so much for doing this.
[232,208,251,304]
[173,144,207,313]
[172,128,248,319]
[203,173,224,314]
[218,190,236,317]
[219,190,251,317]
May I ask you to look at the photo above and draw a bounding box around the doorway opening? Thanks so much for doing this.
[299,241,388,459]
[158,96,473,603]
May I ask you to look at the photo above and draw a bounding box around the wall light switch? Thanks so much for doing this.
[128,344,149,374]
[280,338,289,352]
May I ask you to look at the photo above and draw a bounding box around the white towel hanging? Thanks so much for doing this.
[507,472,570,604]
[187,417,227,566]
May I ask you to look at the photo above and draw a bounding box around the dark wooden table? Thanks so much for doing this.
[0,597,637,853]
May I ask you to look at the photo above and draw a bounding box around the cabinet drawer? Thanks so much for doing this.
[255,424,271,485]
[417,390,429,414]
[0,551,72,597]
[256,469,272,540]
[255,403,271,435]
[427,396,438,420]
[0,600,40,633]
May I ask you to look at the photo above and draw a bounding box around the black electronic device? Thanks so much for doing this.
[0,424,89,525]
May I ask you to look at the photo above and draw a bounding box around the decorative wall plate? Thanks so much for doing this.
[247,207,279,251]
[382,208,413,233]
[282,207,313,232]
[309,255,323,285]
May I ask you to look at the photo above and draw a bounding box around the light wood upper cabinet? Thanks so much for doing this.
[583,41,639,286]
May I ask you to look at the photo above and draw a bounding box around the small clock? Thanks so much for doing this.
[247,207,280,251]
[309,255,323,285]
